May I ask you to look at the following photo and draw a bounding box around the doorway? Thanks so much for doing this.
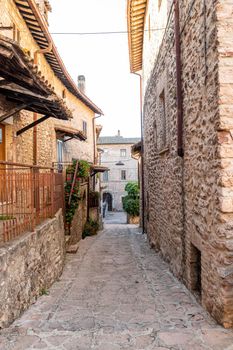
[103,192,113,211]
[190,244,202,298]
[0,123,6,161]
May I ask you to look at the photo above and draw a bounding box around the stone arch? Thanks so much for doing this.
[103,192,113,212]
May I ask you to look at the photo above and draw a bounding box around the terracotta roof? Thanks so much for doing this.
[127,0,147,72]
[55,125,87,141]
[131,140,142,158]
[14,0,103,114]
[98,135,141,145]
[90,165,109,176]
[0,82,72,120]
[0,35,53,96]
[96,124,103,139]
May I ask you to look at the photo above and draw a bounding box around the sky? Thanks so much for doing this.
[49,0,141,138]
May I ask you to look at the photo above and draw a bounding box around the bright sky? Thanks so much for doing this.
[49,0,141,138]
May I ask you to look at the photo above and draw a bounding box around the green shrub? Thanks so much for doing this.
[123,181,140,217]
[82,219,99,239]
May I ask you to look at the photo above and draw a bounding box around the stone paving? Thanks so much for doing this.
[1,222,233,349]
[104,211,127,224]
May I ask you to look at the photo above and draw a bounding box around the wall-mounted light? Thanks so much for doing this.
[115,161,125,166]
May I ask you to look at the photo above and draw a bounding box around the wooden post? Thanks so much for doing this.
[51,168,54,217]
[30,167,35,230]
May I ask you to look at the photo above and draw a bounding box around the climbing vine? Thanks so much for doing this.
[65,160,90,227]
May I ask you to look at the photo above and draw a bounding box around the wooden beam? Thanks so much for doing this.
[16,115,50,136]
[0,103,29,123]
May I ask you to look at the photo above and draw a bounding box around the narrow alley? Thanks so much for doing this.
[1,217,233,350]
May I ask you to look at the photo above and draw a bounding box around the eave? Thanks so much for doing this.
[127,0,147,73]
[14,0,103,115]
[0,35,52,96]
[0,82,72,120]
[55,126,87,141]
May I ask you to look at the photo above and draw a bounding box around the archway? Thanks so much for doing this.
[103,192,113,211]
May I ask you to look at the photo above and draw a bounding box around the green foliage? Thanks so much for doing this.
[125,182,139,198]
[89,190,100,201]
[82,219,99,239]
[123,181,140,217]
[0,215,15,221]
[65,160,91,226]
[39,288,49,296]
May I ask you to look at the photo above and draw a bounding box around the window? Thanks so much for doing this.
[190,244,202,297]
[82,120,87,136]
[121,170,126,180]
[156,89,167,151]
[103,171,109,182]
[62,89,66,99]
[57,140,63,164]
[120,149,126,157]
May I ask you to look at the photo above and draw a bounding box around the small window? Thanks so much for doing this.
[120,149,126,157]
[82,120,87,136]
[156,89,167,150]
[103,171,109,182]
[121,170,126,180]
[57,140,63,164]
[190,244,202,298]
[62,89,66,99]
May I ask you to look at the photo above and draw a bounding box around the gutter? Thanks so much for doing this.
[133,72,145,234]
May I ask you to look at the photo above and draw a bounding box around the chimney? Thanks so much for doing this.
[78,75,86,94]
[34,0,52,25]
[117,130,120,137]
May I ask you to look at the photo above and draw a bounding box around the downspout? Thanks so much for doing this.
[92,114,102,190]
[33,42,53,165]
[174,0,184,157]
[133,72,145,234]
[174,0,185,278]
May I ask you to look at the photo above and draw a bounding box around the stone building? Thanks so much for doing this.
[0,0,103,328]
[98,131,140,211]
[0,0,103,167]
[127,0,233,327]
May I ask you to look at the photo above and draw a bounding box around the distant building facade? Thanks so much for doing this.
[98,131,140,211]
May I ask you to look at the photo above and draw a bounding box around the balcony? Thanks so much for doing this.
[0,161,64,246]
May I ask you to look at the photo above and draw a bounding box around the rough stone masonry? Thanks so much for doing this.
[143,0,233,327]
[1,223,233,349]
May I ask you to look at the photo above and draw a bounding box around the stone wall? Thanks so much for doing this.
[0,209,65,328]
[143,0,233,327]
[69,186,88,245]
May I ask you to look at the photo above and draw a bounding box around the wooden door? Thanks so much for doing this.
[0,124,5,161]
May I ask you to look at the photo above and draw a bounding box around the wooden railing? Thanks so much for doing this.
[0,161,64,246]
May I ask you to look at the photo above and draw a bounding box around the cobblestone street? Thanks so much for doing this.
[1,222,233,349]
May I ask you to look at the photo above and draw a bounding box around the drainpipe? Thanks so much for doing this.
[33,43,53,165]
[133,72,145,234]
[92,114,102,191]
[174,0,186,279]
[174,0,184,157]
